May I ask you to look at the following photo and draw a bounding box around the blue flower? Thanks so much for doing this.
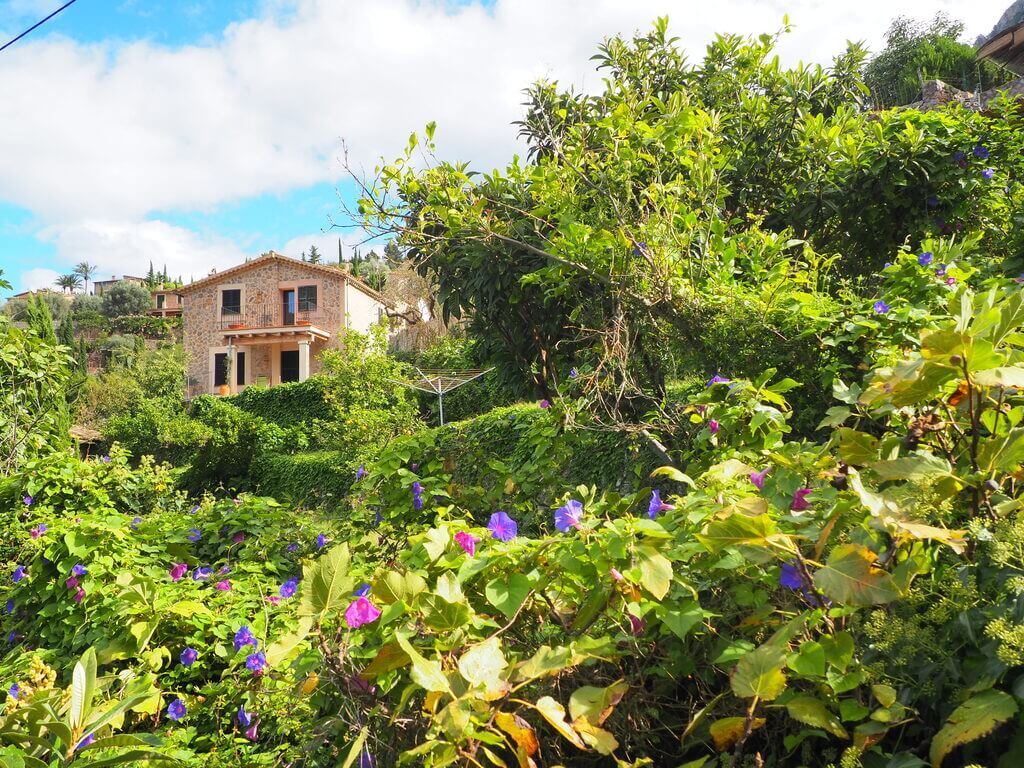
[973,145,989,159]
[356,464,367,481]
[238,703,253,727]
[4,599,12,614]
[130,517,142,530]
[279,578,299,598]
[926,195,939,208]
[167,698,187,721]
[6,631,15,644]
[647,489,673,519]
[7,683,19,699]
[11,566,26,583]
[359,750,376,768]
[245,651,267,673]
[189,504,200,514]
[706,375,731,387]
[779,562,804,590]
[412,482,424,511]
[71,564,87,577]
[186,528,202,542]
[180,648,198,667]
[286,542,299,553]
[487,511,517,541]
[953,150,966,162]
[233,626,258,652]
[554,499,584,532]
[569,368,578,379]
[22,496,32,507]
[873,300,890,315]
[191,566,213,581]
[883,262,892,269]
[982,168,995,180]
[316,533,328,549]
[354,583,372,597]
[76,733,95,750]
[918,251,933,266]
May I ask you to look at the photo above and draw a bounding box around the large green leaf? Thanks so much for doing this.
[265,616,313,668]
[636,545,672,600]
[395,632,451,694]
[70,647,97,731]
[870,452,950,482]
[730,644,787,701]
[785,695,847,738]
[930,690,1018,768]
[813,544,898,607]
[299,544,352,624]
[974,366,1024,388]
[696,514,791,555]
[484,574,531,620]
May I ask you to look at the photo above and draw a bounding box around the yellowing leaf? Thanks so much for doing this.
[300,672,319,695]
[265,616,313,668]
[785,695,848,738]
[568,680,628,726]
[637,545,672,600]
[709,716,765,751]
[361,642,410,679]
[573,719,618,754]
[813,544,899,607]
[457,637,508,695]
[930,690,1018,768]
[730,644,787,701]
[534,696,586,750]
[494,711,539,759]
[395,632,451,695]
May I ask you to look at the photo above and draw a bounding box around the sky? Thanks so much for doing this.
[0,0,1013,295]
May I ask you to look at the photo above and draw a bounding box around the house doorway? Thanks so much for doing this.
[280,350,300,382]
[282,289,296,326]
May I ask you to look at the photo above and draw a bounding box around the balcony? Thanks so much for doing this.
[219,303,325,331]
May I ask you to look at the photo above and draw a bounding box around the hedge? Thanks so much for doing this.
[250,450,356,504]
[229,378,335,428]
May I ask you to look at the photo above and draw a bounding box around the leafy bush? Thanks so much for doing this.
[250,450,356,504]
[100,282,151,318]
[109,314,180,338]
[230,377,335,428]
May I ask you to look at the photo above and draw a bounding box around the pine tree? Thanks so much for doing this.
[308,245,322,264]
[301,251,307,262]
[338,238,344,265]
[147,261,156,289]
[57,312,74,348]
[26,294,56,344]
[384,239,403,264]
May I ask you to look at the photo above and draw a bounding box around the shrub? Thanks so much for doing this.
[71,294,103,315]
[100,281,151,318]
[109,314,179,338]
[230,377,335,428]
[250,450,357,504]
[409,333,517,422]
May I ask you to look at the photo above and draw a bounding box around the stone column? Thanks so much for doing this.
[298,338,311,382]
[227,341,237,394]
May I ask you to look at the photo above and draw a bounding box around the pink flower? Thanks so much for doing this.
[709,419,720,434]
[750,468,769,490]
[169,563,188,582]
[265,595,281,606]
[790,488,813,511]
[214,580,232,591]
[344,597,382,629]
[609,568,624,582]
[454,531,479,556]
[232,531,246,544]
[65,576,79,589]
[73,587,85,603]
[627,614,645,635]
[539,399,551,409]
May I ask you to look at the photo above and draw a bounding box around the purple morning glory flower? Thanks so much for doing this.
[926,195,939,208]
[554,499,583,532]
[238,704,253,727]
[569,368,578,378]
[974,145,989,159]
[359,750,376,768]
[633,241,647,257]
[647,489,674,519]
[186,528,202,542]
[100,455,111,463]
[316,533,327,549]
[918,251,933,266]
[6,631,16,644]
[29,524,46,540]
[706,375,731,387]
[245,651,267,673]
[487,511,517,541]
[189,504,200,514]
[356,464,367,481]
[191,566,213,581]
[279,578,299,598]
[709,419,720,434]
[883,262,892,269]
[167,698,186,721]
[982,168,994,180]
[873,300,890,314]
[354,583,372,597]
[7,683,19,699]
[539,399,551,409]
[11,566,26,583]
[374,510,383,525]
[22,496,32,507]
[412,482,424,511]
[71,564,87,577]
[286,542,298,553]
[953,150,966,162]
[779,562,804,590]
[130,516,142,530]
[180,648,198,666]
[233,625,258,652]
[791,488,813,511]
[5,599,13,614]
[750,468,769,490]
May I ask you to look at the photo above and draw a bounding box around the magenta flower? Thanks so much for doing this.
[180,648,198,666]
[627,614,645,636]
[647,489,674,519]
[487,511,517,541]
[709,419,720,434]
[245,720,260,740]
[214,580,232,591]
[554,499,583,532]
[29,524,46,540]
[539,399,551,409]
[265,595,281,605]
[609,568,624,582]
[167,698,186,721]
[790,488,813,511]
[169,563,188,582]
[344,597,382,628]
[65,576,79,589]
[454,531,479,556]
[73,587,85,603]
[232,531,246,544]
[946,276,956,286]
[750,468,769,490]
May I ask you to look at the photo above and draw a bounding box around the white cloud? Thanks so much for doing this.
[0,0,1012,284]
[20,267,61,292]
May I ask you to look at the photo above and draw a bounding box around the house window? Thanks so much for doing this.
[297,285,317,313]
[156,294,165,309]
[236,352,246,386]
[221,288,241,315]
[214,353,228,387]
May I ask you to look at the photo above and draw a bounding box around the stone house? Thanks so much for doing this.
[93,275,147,296]
[178,251,390,395]
[149,288,182,317]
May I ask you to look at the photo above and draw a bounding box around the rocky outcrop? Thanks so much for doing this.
[901,77,1024,111]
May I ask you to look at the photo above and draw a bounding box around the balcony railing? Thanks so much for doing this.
[219,303,324,331]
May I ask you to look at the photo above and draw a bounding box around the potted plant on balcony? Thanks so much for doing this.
[227,321,247,330]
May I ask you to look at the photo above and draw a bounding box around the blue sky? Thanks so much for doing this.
[0,0,1009,295]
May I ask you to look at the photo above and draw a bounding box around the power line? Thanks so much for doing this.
[0,0,80,55]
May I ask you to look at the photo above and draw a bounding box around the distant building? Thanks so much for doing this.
[93,275,146,297]
[177,251,391,395]
[149,288,182,317]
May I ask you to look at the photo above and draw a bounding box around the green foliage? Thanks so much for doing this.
[408,333,516,422]
[3,293,70,326]
[109,314,179,338]
[250,450,356,504]
[100,282,151,318]
[864,13,1011,108]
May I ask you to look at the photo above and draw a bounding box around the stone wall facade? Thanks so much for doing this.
[181,255,385,395]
